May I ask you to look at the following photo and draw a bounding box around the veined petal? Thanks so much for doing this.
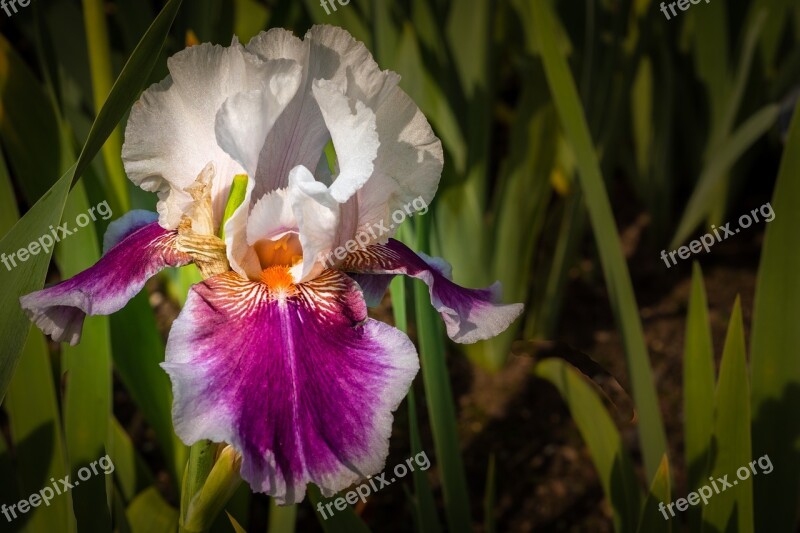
[341,239,524,344]
[20,214,192,345]
[163,270,418,504]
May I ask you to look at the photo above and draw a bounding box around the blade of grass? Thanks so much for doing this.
[390,236,441,533]
[526,0,667,481]
[109,417,154,503]
[414,214,472,532]
[750,103,800,532]
[636,455,671,533]
[703,298,752,533]
[308,484,371,533]
[127,487,180,533]
[5,330,76,533]
[483,454,497,533]
[670,104,780,249]
[57,182,112,532]
[0,34,65,204]
[535,358,642,531]
[111,293,186,481]
[82,0,130,214]
[682,263,715,531]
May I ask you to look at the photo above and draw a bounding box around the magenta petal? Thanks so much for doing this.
[162,270,419,504]
[341,239,524,343]
[19,212,192,345]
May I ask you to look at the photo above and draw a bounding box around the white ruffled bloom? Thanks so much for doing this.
[122,25,443,283]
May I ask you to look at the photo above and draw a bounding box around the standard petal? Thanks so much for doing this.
[20,215,192,345]
[245,25,399,197]
[311,79,379,203]
[215,59,303,178]
[354,86,443,242]
[306,25,442,242]
[162,270,418,504]
[122,41,267,228]
[287,166,340,282]
[340,239,524,343]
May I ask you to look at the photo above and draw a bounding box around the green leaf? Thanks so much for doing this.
[5,329,76,533]
[233,0,270,43]
[526,0,667,482]
[631,56,654,179]
[0,0,182,404]
[308,484,371,533]
[483,455,497,533]
[0,34,65,204]
[703,297,752,533]
[414,215,472,532]
[682,263,715,531]
[82,0,131,214]
[57,182,112,532]
[670,104,780,249]
[109,417,154,503]
[445,0,489,99]
[390,252,441,533]
[127,487,179,533]
[636,454,671,533]
[227,511,248,533]
[750,103,800,532]
[535,358,642,531]
[0,163,74,404]
[111,293,185,481]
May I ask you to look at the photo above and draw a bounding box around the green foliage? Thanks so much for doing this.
[750,102,800,532]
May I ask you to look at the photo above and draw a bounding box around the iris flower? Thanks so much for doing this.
[20,26,523,504]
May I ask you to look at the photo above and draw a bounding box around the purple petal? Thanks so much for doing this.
[20,214,192,345]
[340,239,524,343]
[162,269,418,504]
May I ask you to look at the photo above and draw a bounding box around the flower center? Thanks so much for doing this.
[253,234,303,269]
[260,265,296,297]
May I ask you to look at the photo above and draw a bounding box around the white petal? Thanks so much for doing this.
[215,59,302,177]
[312,79,379,203]
[122,42,266,228]
[305,25,401,107]
[246,188,296,244]
[287,166,340,282]
[223,176,262,280]
[355,86,443,240]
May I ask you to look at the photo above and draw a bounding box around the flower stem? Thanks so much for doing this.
[179,440,218,533]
